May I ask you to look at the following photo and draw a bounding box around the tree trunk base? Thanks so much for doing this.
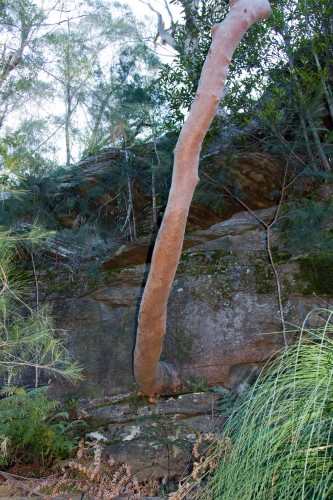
[140,361,183,398]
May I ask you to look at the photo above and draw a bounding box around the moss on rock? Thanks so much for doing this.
[298,253,333,295]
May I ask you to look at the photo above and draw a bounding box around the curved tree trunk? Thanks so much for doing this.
[134,0,272,397]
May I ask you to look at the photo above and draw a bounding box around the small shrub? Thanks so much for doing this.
[0,227,84,469]
[0,387,85,467]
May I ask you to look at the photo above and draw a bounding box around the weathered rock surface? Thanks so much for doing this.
[102,231,219,270]
[203,153,283,219]
[81,391,223,481]
[50,149,283,237]
[48,204,333,398]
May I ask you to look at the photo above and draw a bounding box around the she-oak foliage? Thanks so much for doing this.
[0,228,83,388]
[0,227,84,467]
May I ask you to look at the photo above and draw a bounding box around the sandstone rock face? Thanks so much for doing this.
[205,154,283,220]
[51,269,142,397]
[49,206,331,397]
[82,392,223,481]
[53,150,282,235]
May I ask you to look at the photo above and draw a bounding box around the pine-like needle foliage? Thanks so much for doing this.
[0,227,83,389]
[200,309,333,500]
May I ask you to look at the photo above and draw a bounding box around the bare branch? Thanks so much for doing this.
[164,0,174,23]
[139,0,176,49]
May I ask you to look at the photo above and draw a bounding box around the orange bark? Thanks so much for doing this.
[134,0,272,397]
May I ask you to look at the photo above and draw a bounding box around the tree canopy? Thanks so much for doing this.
[0,0,332,238]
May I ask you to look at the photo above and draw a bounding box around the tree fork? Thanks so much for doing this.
[134,0,272,397]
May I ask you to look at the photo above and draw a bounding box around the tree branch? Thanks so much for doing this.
[139,0,176,49]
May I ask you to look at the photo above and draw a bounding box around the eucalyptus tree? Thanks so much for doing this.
[84,42,161,154]
[44,1,156,166]
[0,0,48,128]
[0,0,96,173]
[155,0,332,174]
[82,40,166,240]
[134,0,272,397]
[0,0,150,168]
[157,0,228,127]
[45,22,94,165]
[153,0,270,130]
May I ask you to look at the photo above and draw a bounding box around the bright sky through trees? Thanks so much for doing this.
[0,0,181,165]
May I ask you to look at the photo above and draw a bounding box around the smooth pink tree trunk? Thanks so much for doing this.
[134,0,272,397]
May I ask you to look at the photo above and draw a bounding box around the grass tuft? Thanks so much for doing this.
[176,308,333,499]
